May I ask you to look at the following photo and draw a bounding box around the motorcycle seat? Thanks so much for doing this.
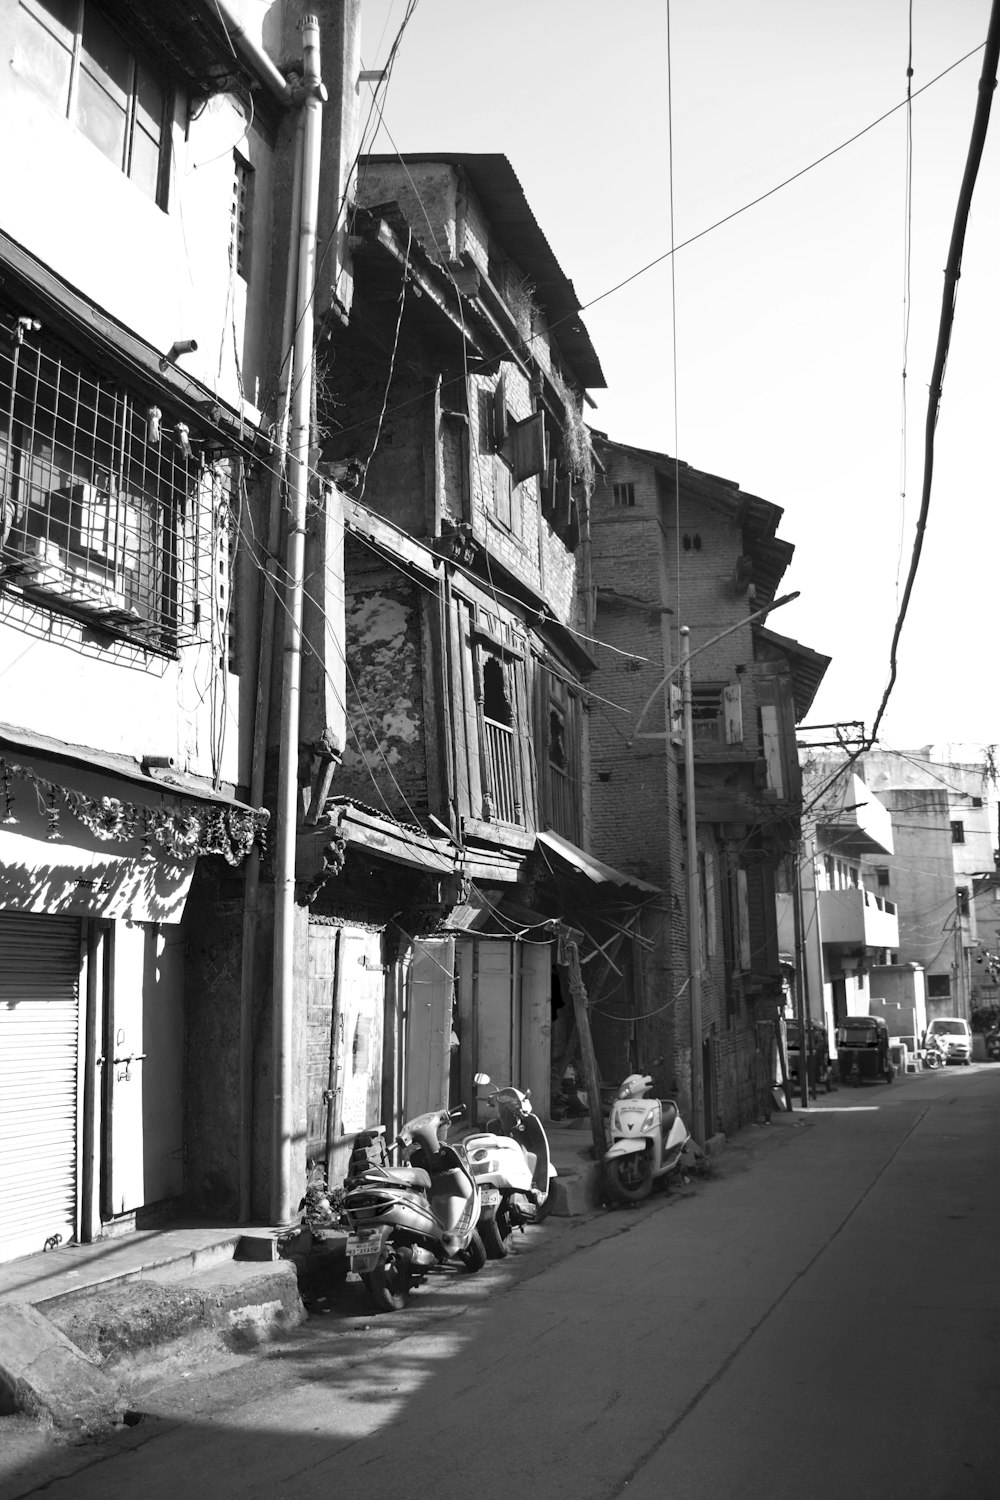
[363,1165,432,1191]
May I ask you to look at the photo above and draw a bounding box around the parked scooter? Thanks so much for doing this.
[986,1026,1000,1062]
[922,1034,946,1071]
[341,1102,487,1312]
[463,1079,556,1258]
[603,1073,691,1204]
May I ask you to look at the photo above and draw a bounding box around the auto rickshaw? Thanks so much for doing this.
[785,1019,833,1094]
[835,1015,895,1086]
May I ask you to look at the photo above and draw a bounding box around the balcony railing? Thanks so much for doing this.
[548,763,579,843]
[483,717,521,825]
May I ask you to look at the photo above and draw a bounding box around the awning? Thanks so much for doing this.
[0,722,268,873]
[325,800,456,874]
[536,830,662,898]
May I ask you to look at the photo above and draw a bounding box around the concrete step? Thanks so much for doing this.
[1,1233,305,1431]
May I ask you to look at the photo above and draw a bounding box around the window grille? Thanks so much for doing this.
[232,153,254,279]
[691,684,724,741]
[1,308,231,655]
[612,482,635,507]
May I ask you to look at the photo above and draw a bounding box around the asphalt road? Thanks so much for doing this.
[6,1063,1000,1500]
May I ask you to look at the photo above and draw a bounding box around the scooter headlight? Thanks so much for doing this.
[641,1107,659,1132]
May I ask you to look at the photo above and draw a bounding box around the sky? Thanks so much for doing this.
[359,0,999,757]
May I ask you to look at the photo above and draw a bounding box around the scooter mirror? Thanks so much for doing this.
[473,1072,491,1087]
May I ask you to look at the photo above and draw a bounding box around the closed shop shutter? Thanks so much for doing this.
[0,912,81,1263]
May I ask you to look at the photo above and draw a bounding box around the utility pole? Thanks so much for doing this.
[792,850,811,1109]
[681,627,705,1148]
[272,15,326,1227]
[955,888,970,1021]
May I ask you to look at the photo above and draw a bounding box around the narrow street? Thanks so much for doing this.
[6,1065,1000,1500]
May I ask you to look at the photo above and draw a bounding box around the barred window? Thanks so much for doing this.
[15,0,169,205]
[1,308,229,655]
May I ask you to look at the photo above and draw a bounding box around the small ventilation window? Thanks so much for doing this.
[875,866,890,888]
[612,482,635,507]
[682,533,702,551]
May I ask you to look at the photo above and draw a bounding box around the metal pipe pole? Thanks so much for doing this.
[238,104,304,1225]
[272,14,325,1227]
[681,627,705,1148]
[792,848,810,1110]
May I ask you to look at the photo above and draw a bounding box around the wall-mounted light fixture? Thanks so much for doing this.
[159,339,199,371]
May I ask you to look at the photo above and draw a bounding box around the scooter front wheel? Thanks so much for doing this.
[480,1209,513,1259]
[458,1230,488,1272]
[363,1251,412,1312]
[604,1153,654,1204]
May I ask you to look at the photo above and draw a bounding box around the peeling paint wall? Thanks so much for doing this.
[338,557,428,821]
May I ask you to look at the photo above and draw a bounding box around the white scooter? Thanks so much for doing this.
[603,1073,690,1205]
[463,1079,556,1257]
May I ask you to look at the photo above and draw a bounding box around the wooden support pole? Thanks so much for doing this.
[561,933,606,1160]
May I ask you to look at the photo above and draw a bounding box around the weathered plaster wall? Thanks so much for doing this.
[338,558,428,821]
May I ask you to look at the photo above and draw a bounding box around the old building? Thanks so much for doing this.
[588,438,829,1137]
[859,746,996,1022]
[293,152,677,1170]
[0,0,371,1257]
[782,759,901,1048]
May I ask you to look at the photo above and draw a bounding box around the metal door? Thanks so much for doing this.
[324,927,384,1189]
[0,911,82,1262]
[103,922,184,1218]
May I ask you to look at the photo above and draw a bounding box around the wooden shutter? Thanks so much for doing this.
[723,682,743,744]
[507,411,547,484]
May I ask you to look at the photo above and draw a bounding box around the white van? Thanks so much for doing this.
[924,1017,973,1065]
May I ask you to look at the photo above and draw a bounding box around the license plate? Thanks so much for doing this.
[347,1229,385,1268]
[480,1188,501,1207]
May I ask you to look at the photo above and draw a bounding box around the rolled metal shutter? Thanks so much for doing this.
[0,912,81,1263]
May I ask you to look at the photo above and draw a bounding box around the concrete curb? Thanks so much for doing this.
[0,1303,120,1434]
[41,1260,305,1376]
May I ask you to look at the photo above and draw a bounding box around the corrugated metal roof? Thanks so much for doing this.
[360,154,605,391]
[537,830,662,897]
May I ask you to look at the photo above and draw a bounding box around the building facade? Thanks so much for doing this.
[589,438,828,1137]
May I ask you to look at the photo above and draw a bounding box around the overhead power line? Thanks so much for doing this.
[868,0,1000,745]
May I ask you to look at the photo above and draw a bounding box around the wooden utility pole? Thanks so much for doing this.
[561,932,606,1161]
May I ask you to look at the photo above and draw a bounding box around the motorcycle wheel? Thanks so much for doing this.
[362,1251,412,1312]
[459,1230,488,1272]
[604,1154,654,1204]
[479,1210,513,1259]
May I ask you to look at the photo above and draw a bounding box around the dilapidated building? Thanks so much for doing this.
[588,437,829,1136]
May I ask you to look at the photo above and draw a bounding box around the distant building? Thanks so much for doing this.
[589,437,828,1136]
[862,747,996,1021]
[781,761,900,1044]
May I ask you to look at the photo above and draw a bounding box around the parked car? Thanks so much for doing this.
[923,1017,973,1066]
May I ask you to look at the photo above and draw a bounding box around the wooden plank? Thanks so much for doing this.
[561,935,606,1160]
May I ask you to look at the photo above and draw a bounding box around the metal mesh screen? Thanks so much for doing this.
[0,307,232,655]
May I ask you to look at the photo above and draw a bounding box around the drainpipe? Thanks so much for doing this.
[208,0,294,105]
[237,102,305,1224]
[272,14,326,1227]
